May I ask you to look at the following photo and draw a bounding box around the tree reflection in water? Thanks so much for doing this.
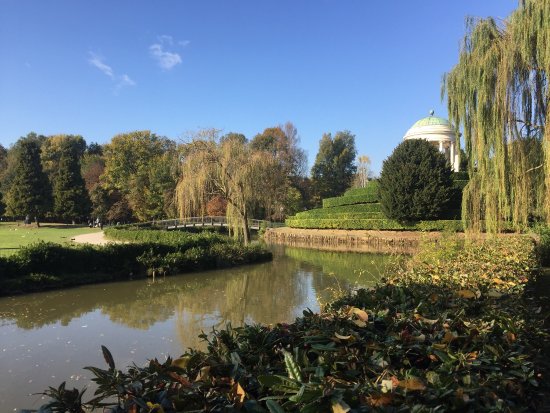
[0,246,392,346]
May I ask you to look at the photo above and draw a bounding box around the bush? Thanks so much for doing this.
[0,231,272,296]
[295,203,382,218]
[379,139,455,223]
[285,217,463,231]
[342,181,379,197]
[323,192,379,208]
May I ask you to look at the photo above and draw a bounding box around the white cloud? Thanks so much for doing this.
[149,43,182,70]
[115,74,136,92]
[149,35,188,70]
[88,52,114,78]
[88,52,135,93]
[157,35,174,45]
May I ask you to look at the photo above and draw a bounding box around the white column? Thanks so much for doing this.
[439,140,443,153]
[455,146,461,172]
[450,142,455,170]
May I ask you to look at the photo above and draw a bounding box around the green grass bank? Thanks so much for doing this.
[0,227,271,296]
[0,222,100,256]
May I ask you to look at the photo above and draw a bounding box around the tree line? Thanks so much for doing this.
[0,123,363,224]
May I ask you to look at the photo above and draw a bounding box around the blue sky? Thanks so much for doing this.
[0,0,517,174]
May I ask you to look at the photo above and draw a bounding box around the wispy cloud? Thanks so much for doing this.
[88,52,114,78]
[115,74,136,93]
[149,35,189,70]
[88,52,135,93]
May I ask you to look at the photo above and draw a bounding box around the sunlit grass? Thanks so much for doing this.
[0,221,100,256]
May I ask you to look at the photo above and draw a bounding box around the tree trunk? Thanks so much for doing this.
[242,207,250,245]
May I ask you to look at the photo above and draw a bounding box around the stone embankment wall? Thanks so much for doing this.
[264,228,449,254]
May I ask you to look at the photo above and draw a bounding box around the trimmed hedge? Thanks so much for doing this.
[295,203,382,218]
[323,193,379,208]
[342,181,379,197]
[0,231,272,295]
[285,217,463,231]
[295,212,385,220]
[104,227,228,247]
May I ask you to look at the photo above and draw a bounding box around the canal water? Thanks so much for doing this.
[0,245,395,412]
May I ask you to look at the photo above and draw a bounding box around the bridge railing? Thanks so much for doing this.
[118,216,285,231]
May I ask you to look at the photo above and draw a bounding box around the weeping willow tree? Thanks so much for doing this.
[175,130,283,244]
[443,0,549,232]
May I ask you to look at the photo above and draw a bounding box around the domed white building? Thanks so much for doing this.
[403,111,460,172]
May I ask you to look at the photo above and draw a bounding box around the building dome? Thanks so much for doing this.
[403,111,460,171]
[403,112,456,143]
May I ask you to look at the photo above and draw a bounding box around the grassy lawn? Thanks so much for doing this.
[0,222,100,256]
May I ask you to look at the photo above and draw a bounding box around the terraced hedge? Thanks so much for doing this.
[285,217,463,232]
[322,181,380,208]
[287,178,468,231]
[294,203,382,218]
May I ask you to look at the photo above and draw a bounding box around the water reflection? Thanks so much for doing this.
[0,246,392,412]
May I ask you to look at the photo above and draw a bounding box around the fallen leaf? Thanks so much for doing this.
[442,331,457,344]
[231,380,246,406]
[367,393,393,406]
[352,308,369,322]
[458,289,476,299]
[353,320,367,328]
[331,400,351,413]
[381,379,393,393]
[334,332,352,340]
[195,366,211,381]
[398,377,426,391]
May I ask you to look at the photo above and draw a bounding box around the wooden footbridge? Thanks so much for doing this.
[125,216,285,231]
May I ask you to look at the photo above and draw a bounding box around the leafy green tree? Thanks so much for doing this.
[0,133,47,198]
[311,130,357,201]
[5,139,52,220]
[0,191,5,216]
[41,135,87,181]
[52,140,91,222]
[102,131,177,220]
[379,139,454,223]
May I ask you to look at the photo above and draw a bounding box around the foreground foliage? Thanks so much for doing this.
[34,236,550,412]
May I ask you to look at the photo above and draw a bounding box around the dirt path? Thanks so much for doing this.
[72,231,117,245]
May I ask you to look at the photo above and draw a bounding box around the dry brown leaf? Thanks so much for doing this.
[398,377,426,391]
[353,320,367,328]
[195,366,211,381]
[331,400,351,413]
[231,381,246,405]
[457,289,476,299]
[442,331,457,344]
[352,308,369,322]
[367,394,394,407]
[335,332,352,340]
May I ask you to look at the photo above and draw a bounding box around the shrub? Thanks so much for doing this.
[295,203,382,218]
[0,231,272,295]
[285,217,463,231]
[379,139,455,223]
[322,193,379,208]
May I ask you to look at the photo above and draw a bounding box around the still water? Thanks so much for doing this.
[0,245,393,412]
